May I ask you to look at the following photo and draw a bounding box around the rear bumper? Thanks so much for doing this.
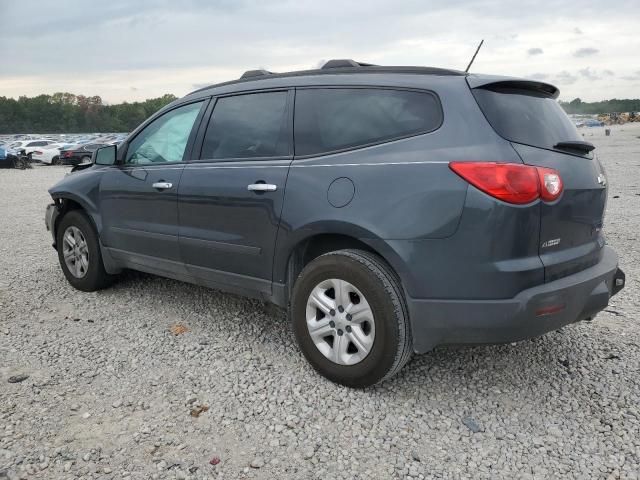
[407,246,624,353]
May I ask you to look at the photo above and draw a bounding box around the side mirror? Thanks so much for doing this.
[93,145,117,166]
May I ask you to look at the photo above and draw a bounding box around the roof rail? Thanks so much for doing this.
[240,69,273,79]
[321,59,376,69]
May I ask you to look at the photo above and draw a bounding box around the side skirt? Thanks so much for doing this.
[104,247,279,303]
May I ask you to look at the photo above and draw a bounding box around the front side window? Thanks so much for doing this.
[201,91,289,159]
[294,88,442,156]
[125,101,203,164]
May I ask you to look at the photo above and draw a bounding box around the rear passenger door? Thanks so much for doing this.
[178,90,292,296]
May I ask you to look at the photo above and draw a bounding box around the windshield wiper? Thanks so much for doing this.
[553,141,595,153]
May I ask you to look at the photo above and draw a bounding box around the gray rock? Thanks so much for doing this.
[462,416,482,433]
[7,375,28,384]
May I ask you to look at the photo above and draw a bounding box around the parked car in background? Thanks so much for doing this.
[14,139,55,159]
[0,145,7,167]
[585,119,605,127]
[4,142,24,161]
[45,60,625,387]
[59,143,107,165]
[31,143,75,165]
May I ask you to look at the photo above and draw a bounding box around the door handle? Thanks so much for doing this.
[247,183,277,192]
[152,182,173,190]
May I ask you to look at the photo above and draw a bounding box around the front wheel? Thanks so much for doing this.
[56,210,116,291]
[290,249,412,388]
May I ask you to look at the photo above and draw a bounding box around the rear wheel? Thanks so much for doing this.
[290,249,412,388]
[56,210,115,291]
[51,156,60,165]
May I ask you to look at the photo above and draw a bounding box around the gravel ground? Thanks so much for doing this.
[1,124,639,480]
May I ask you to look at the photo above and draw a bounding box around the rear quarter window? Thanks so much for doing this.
[472,86,583,151]
[294,88,442,156]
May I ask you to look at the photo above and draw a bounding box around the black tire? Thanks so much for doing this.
[56,210,115,291]
[51,156,60,165]
[13,157,27,169]
[290,249,412,388]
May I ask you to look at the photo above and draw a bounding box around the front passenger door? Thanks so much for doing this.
[100,100,206,268]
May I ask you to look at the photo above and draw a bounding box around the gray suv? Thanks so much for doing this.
[45,59,625,387]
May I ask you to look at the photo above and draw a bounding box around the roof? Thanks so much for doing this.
[188,59,466,96]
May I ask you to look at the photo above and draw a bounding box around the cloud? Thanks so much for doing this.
[1,0,639,102]
[579,67,600,81]
[574,47,599,57]
[603,69,615,76]
[529,73,549,80]
[555,71,578,85]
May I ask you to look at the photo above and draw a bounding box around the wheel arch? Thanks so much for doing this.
[274,227,410,308]
[51,194,101,246]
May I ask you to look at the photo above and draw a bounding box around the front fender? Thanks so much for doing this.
[48,167,104,235]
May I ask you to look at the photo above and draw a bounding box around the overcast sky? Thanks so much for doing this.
[1,0,639,103]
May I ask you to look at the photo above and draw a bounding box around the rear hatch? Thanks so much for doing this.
[469,79,607,282]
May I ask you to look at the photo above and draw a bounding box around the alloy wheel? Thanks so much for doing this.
[305,278,376,365]
[62,226,89,278]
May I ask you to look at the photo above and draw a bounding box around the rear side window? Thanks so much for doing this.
[294,88,442,156]
[472,86,583,151]
[201,91,289,159]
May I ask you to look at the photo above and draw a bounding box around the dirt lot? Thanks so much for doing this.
[1,124,639,480]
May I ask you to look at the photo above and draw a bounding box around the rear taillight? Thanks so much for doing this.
[449,162,563,205]
[63,151,73,158]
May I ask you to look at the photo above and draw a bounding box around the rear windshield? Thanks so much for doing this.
[472,86,583,151]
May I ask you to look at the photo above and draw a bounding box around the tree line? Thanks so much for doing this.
[560,98,640,115]
[2,92,640,133]
[0,93,178,134]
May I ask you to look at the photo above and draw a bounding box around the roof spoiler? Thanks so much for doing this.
[467,76,559,99]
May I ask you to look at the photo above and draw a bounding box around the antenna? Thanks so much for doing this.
[465,39,484,73]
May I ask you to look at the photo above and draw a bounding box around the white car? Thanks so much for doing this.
[31,143,76,165]
[7,139,54,158]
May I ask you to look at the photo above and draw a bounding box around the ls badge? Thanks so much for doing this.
[541,238,561,248]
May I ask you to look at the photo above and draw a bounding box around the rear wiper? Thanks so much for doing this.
[553,141,595,153]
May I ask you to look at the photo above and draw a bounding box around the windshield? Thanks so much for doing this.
[473,86,584,153]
